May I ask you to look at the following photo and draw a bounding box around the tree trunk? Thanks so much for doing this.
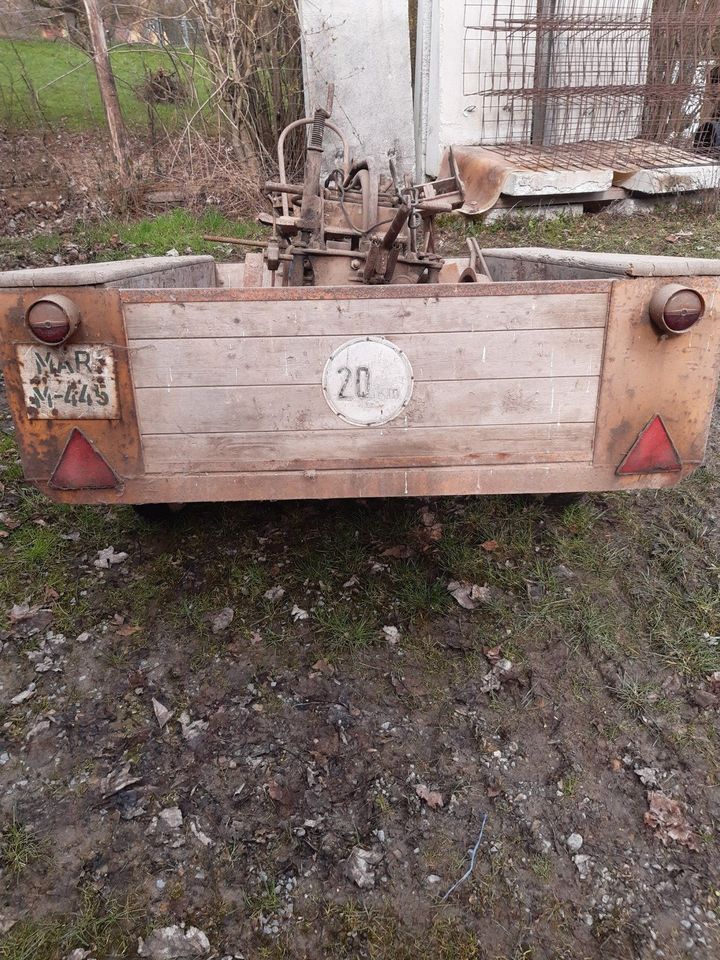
[82,0,130,182]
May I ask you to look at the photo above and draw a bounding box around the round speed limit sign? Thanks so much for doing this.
[322,336,414,426]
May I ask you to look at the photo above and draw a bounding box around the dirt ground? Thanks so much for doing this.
[1,131,720,960]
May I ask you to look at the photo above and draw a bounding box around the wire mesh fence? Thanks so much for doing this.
[462,0,720,167]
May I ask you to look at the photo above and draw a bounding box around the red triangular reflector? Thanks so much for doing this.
[49,429,119,490]
[617,415,682,475]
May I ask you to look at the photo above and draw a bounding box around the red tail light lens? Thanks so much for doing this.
[617,415,682,475]
[49,429,119,490]
[25,295,80,345]
[649,284,705,335]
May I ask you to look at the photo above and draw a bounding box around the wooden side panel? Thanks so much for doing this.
[135,377,599,435]
[142,423,595,473]
[128,286,608,474]
[594,277,720,469]
[129,329,604,388]
[123,291,609,339]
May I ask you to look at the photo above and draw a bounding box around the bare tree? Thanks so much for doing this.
[83,0,130,180]
[188,0,304,177]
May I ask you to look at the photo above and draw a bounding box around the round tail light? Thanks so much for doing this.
[25,294,80,345]
[649,284,705,335]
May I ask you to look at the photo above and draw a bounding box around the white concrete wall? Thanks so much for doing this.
[298,0,416,177]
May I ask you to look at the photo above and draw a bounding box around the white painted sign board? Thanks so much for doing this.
[322,337,414,426]
[298,0,416,177]
[17,344,119,419]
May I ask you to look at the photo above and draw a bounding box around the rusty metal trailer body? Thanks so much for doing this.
[1,247,719,506]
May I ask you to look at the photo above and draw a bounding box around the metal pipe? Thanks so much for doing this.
[277,118,351,218]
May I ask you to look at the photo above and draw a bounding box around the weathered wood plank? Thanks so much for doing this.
[37,461,685,507]
[129,329,604,388]
[135,377,599,434]
[142,422,594,473]
[123,292,609,340]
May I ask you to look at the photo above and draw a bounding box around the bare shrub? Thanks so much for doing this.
[187,0,304,179]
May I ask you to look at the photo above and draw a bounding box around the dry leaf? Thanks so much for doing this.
[152,698,173,729]
[116,624,142,637]
[447,581,491,610]
[311,658,335,676]
[415,784,444,809]
[644,791,698,850]
[267,779,294,807]
[484,645,503,663]
[481,539,499,552]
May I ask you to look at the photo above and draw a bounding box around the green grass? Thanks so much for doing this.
[0,208,265,265]
[440,201,720,259]
[83,208,266,258]
[0,887,139,960]
[1,817,43,878]
[0,39,211,131]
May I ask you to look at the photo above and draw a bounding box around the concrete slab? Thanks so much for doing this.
[503,168,614,196]
[484,204,584,225]
[299,0,416,177]
[616,165,720,194]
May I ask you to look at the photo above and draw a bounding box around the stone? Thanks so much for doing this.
[567,833,584,853]
[574,854,592,880]
[610,197,656,217]
[138,925,210,959]
[158,807,183,830]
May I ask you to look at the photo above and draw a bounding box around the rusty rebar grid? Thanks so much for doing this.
[462,0,720,167]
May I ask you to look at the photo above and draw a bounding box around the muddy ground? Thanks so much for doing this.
[2,384,720,960]
[1,130,720,960]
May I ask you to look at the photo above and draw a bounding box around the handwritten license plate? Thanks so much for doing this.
[16,343,119,419]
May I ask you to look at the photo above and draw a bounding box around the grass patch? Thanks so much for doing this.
[0,39,211,131]
[0,887,139,960]
[323,904,485,960]
[440,202,720,259]
[81,208,265,259]
[312,605,377,655]
[1,816,43,878]
[0,208,265,265]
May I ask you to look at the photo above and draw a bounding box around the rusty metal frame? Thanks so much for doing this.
[0,287,143,487]
[592,276,720,475]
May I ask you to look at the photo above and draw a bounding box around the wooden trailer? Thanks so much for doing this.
[1,247,719,506]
